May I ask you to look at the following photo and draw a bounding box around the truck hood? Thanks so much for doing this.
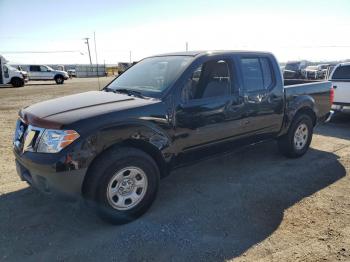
[20,91,159,128]
[55,70,68,75]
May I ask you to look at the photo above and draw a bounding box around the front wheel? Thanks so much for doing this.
[278,114,313,158]
[11,77,24,87]
[55,75,64,84]
[84,147,160,224]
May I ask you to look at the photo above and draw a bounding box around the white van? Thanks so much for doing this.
[0,56,27,87]
[329,62,350,113]
[27,65,69,84]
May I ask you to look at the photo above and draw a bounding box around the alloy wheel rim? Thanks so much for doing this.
[106,167,148,210]
[294,123,308,150]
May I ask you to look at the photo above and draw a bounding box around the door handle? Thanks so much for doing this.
[244,94,263,103]
[333,85,337,89]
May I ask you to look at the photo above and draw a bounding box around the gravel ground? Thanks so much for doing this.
[0,78,349,262]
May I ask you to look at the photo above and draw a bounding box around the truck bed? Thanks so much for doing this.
[284,80,332,122]
[284,79,324,86]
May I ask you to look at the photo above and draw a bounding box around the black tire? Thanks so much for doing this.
[11,77,24,88]
[278,114,313,158]
[84,146,160,224]
[55,75,64,84]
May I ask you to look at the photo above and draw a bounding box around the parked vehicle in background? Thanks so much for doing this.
[13,51,333,224]
[318,64,330,79]
[283,60,309,79]
[27,65,69,84]
[117,62,133,75]
[0,55,26,87]
[305,64,329,79]
[67,69,76,78]
[329,62,350,113]
[15,66,29,83]
[57,65,66,71]
[325,64,337,79]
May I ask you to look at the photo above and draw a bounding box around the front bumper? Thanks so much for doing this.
[14,149,87,199]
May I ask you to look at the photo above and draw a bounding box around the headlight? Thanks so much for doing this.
[37,129,80,153]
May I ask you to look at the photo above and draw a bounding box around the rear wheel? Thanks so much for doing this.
[55,75,64,84]
[278,114,313,158]
[84,147,160,224]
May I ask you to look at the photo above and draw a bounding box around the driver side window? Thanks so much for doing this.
[182,59,232,102]
[3,65,9,78]
[40,66,48,72]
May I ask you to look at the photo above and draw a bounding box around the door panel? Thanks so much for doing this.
[243,90,284,134]
[173,56,248,151]
[29,66,40,80]
[40,66,51,79]
[175,96,245,150]
[238,56,284,136]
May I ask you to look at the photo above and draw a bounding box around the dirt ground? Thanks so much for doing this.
[0,78,349,262]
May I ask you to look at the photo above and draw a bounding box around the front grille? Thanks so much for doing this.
[13,119,44,153]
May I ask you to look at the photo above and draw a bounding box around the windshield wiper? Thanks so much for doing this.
[104,87,115,92]
[113,88,147,99]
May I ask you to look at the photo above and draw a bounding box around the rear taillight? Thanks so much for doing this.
[330,86,334,104]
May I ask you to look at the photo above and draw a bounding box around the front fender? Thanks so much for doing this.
[99,120,171,153]
[71,120,173,171]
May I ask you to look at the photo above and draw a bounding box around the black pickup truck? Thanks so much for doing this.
[13,51,333,224]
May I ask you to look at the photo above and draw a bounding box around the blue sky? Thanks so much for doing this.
[1,0,350,64]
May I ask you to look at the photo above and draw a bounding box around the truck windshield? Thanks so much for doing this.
[5,64,17,71]
[106,56,193,97]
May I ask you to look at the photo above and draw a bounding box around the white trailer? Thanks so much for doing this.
[0,55,27,87]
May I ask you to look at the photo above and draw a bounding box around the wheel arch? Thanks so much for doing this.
[294,106,316,126]
[54,73,64,79]
[279,95,316,136]
[81,124,172,197]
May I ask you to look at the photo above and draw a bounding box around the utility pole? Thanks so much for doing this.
[129,51,132,63]
[83,37,92,65]
[93,32,101,90]
[186,42,188,52]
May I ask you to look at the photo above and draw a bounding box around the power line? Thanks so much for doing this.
[2,50,83,54]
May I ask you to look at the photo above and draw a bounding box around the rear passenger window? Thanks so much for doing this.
[30,66,40,72]
[260,58,273,88]
[240,57,274,92]
[332,65,350,80]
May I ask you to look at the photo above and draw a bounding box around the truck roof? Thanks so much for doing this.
[0,55,8,63]
[338,62,350,66]
[148,50,274,58]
